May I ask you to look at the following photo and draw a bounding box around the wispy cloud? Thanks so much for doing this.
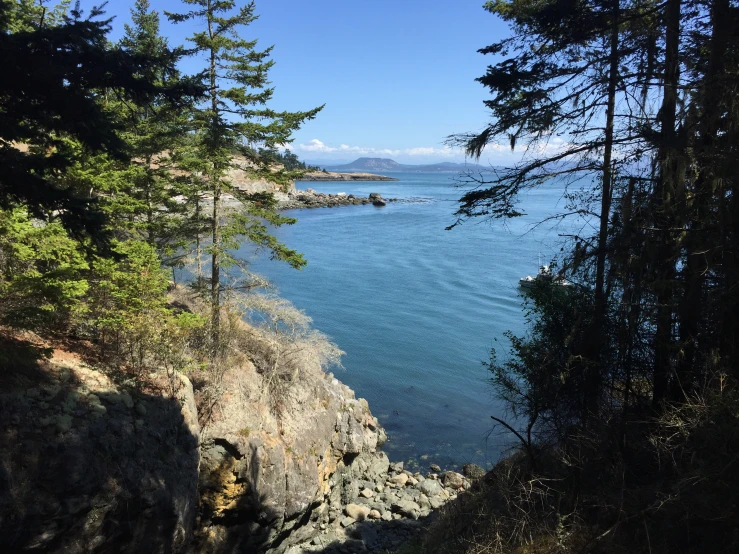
[287,139,465,158]
[284,138,572,165]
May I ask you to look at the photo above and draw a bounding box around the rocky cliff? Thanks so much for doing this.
[191,355,388,553]
[0,319,469,553]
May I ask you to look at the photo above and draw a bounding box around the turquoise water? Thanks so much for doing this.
[245,172,579,470]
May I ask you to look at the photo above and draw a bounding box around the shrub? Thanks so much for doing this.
[0,207,89,331]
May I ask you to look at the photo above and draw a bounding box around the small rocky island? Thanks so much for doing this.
[298,171,397,182]
[277,190,395,210]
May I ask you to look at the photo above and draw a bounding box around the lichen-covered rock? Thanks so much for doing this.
[0,358,200,553]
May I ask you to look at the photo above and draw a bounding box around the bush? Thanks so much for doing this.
[89,240,205,378]
[0,207,89,331]
[234,292,343,412]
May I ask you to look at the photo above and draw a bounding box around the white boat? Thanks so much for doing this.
[519,265,572,290]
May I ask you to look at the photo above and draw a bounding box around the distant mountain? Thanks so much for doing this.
[327,157,494,173]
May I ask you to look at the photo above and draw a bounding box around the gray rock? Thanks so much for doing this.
[462,463,486,480]
[391,500,421,520]
[365,452,390,480]
[429,463,441,472]
[429,495,444,509]
[369,192,383,200]
[372,199,387,207]
[417,478,443,497]
[441,471,465,489]
[340,516,356,528]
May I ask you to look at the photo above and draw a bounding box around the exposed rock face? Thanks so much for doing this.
[226,156,297,195]
[191,358,387,554]
[0,355,200,553]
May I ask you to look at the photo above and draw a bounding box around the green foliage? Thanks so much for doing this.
[0,207,89,330]
[4,0,72,32]
[258,148,319,172]
[489,281,594,443]
[90,239,206,373]
[0,1,194,243]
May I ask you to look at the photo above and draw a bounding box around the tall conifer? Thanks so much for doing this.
[166,0,323,346]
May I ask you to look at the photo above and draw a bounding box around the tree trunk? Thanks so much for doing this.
[208,3,221,346]
[587,0,619,421]
[652,0,681,409]
[675,0,729,399]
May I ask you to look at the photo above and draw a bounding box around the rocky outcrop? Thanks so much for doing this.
[0,314,470,554]
[191,356,387,553]
[0,352,200,553]
[275,189,400,210]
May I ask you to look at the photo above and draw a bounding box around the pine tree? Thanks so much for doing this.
[166,0,323,346]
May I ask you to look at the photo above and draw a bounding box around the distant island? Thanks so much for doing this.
[298,170,398,182]
[326,157,495,173]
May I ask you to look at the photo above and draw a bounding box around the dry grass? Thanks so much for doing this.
[425,385,739,554]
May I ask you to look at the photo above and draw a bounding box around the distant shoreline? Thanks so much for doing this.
[298,170,398,182]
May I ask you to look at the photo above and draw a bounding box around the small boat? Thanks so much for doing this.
[519,265,571,290]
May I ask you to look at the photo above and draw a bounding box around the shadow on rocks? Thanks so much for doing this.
[0,349,200,554]
[288,512,436,554]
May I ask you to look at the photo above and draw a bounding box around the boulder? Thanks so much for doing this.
[390,473,409,486]
[441,471,466,489]
[372,199,387,207]
[340,516,356,528]
[462,463,486,480]
[391,500,421,520]
[345,504,371,521]
[369,192,383,200]
[417,478,444,497]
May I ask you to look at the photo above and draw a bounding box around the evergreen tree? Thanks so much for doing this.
[0,1,197,244]
[114,0,196,262]
[166,0,323,345]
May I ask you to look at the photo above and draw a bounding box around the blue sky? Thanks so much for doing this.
[100,0,516,165]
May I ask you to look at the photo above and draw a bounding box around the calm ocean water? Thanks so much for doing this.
[244,172,578,471]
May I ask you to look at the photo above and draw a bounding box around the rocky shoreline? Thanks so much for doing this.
[276,189,397,210]
[0,298,475,554]
[283,455,484,554]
